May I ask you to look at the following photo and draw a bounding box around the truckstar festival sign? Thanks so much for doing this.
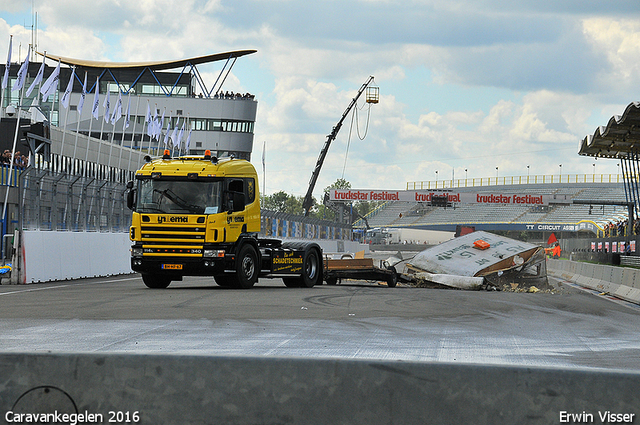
[330,189,552,206]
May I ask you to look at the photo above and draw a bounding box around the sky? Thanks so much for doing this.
[1,0,640,199]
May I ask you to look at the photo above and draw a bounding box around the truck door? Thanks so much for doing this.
[226,179,247,241]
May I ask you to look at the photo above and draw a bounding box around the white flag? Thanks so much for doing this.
[157,108,165,140]
[77,72,87,114]
[26,58,45,97]
[103,89,110,123]
[149,107,157,138]
[12,47,30,92]
[185,129,192,151]
[163,123,171,147]
[2,36,11,90]
[171,124,179,148]
[145,100,151,123]
[110,91,122,124]
[60,67,75,109]
[177,121,185,148]
[147,105,155,138]
[40,60,60,102]
[91,77,100,120]
[124,95,131,129]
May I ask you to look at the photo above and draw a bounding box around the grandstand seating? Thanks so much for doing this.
[356,182,631,233]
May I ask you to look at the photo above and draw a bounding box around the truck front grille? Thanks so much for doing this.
[140,224,205,257]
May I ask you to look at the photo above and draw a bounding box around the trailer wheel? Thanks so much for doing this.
[386,266,398,288]
[142,273,171,289]
[235,244,258,289]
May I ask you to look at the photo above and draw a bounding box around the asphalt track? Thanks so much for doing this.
[1,273,639,371]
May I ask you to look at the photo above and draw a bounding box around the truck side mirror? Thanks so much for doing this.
[126,181,136,211]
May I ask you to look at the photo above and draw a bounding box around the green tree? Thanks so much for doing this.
[262,191,289,212]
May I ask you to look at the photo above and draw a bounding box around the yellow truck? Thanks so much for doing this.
[126,150,322,289]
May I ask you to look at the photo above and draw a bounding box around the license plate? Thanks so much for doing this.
[162,264,183,270]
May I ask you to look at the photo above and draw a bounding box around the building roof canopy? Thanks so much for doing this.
[37,50,257,71]
[579,101,640,159]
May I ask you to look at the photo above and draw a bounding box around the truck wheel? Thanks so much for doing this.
[142,273,171,289]
[235,244,258,289]
[299,248,321,288]
[283,248,320,288]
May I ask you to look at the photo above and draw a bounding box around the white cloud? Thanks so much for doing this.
[0,0,634,196]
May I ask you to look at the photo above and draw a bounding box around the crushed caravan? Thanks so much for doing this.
[403,231,548,290]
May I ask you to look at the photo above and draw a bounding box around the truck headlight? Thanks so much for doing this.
[131,247,143,257]
[203,249,225,258]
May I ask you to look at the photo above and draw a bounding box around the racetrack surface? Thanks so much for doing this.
[1,274,639,371]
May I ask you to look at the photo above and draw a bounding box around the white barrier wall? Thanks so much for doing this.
[21,231,131,283]
[547,259,640,305]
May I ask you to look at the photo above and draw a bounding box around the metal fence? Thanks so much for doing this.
[19,161,132,233]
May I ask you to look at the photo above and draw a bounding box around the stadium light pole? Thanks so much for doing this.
[559,164,562,182]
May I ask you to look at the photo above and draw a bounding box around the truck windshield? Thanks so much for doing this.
[136,179,223,215]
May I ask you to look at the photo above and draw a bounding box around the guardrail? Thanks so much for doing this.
[407,173,625,190]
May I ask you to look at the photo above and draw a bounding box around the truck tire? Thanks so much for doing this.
[300,248,321,288]
[142,273,171,289]
[235,244,258,289]
[283,247,321,288]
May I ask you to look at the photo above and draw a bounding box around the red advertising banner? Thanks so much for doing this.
[330,189,552,205]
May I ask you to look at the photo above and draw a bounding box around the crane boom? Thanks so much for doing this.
[302,75,375,216]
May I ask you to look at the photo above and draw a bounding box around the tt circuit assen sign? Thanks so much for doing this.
[330,189,552,206]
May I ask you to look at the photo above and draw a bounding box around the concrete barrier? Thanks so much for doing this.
[1,352,639,425]
[548,259,640,304]
[19,231,131,284]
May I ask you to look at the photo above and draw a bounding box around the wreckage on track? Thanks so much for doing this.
[403,231,548,290]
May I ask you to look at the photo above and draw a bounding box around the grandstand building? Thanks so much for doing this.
[0,50,258,165]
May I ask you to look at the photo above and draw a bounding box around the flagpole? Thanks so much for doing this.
[107,91,123,172]
[2,62,26,235]
[156,107,166,156]
[84,77,98,166]
[142,100,152,157]
[127,94,141,172]
[97,88,110,178]
[59,66,75,168]
[117,92,131,170]
[72,71,87,163]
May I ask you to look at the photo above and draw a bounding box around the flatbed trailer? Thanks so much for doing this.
[323,258,398,287]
